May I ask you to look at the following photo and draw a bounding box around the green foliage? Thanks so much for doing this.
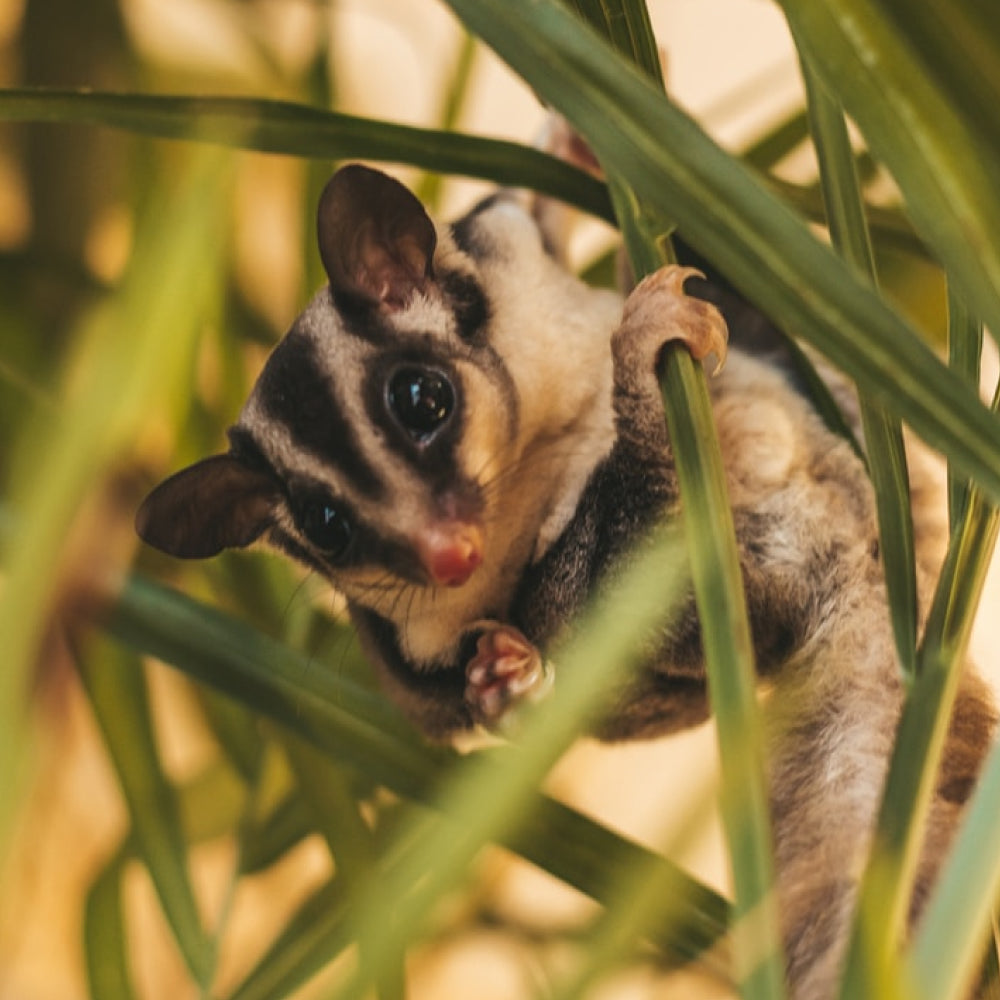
[2,2,1000,999]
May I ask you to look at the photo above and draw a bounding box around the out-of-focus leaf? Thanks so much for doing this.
[781,0,1000,347]
[910,648,1000,1000]
[0,149,231,842]
[946,286,984,535]
[105,574,731,961]
[876,0,1000,163]
[77,638,212,981]
[0,89,612,223]
[798,52,917,678]
[439,0,1000,507]
[84,847,137,1000]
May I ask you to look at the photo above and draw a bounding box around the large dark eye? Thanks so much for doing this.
[299,499,352,558]
[387,367,455,440]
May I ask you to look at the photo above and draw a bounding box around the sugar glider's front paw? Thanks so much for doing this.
[465,624,552,728]
[614,265,729,375]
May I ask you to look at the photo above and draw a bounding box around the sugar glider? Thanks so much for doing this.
[136,163,995,998]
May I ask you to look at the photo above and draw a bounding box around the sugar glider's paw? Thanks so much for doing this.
[465,624,552,728]
[615,265,729,375]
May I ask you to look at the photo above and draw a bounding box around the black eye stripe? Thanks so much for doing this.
[256,333,384,499]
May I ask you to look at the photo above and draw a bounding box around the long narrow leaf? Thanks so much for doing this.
[780,0,1000,347]
[946,285,983,535]
[659,354,785,1000]
[560,10,784,993]
[77,639,212,981]
[0,149,231,842]
[84,847,137,1000]
[875,0,1000,161]
[437,0,1000,508]
[0,88,612,223]
[909,582,1000,1000]
[798,53,917,678]
[327,524,709,1000]
[840,486,1000,999]
[103,574,730,960]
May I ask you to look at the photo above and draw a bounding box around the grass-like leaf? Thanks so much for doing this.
[946,285,984,535]
[77,639,212,982]
[83,847,137,1000]
[839,484,1000,998]
[0,88,613,224]
[105,573,731,966]
[875,0,1000,164]
[908,511,1000,1000]
[798,52,917,676]
[438,0,1000,507]
[0,147,231,843]
[780,0,1000,344]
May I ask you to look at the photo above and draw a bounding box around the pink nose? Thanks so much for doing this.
[415,522,484,587]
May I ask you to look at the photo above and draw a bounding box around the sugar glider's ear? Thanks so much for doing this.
[136,454,281,559]
[317,164,437,310]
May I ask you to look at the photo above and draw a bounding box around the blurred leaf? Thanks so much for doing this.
[77,638,213,981]
[84,847,137,1000]
[415,30,480,210]
[741,109,810,172]
[237,791,311,875]
[329,523,728,1000]
[438,0,1000,508]
[876,0,1000,161]
[798,52,917,677]
[226,876,350,1000]
[766,176,928,260]
[910,669,1000,1000]
[841,486,1000,999]
[780,0,1000,348]
[0,88,612,223]
[105,573,731,961]
[946,286,984,535]
[176,761,249,846]
[0,148,232,842]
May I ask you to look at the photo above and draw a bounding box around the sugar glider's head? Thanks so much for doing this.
[136,164,583,600]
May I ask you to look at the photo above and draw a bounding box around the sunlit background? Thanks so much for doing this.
[1,2,996,998]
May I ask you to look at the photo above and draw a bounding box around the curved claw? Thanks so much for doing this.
[620,265,730,375]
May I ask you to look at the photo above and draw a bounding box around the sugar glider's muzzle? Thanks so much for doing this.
[413,520,484,587]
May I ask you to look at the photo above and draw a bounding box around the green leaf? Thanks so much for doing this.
[875,0,1000,162]
[579,11,785,996]
[0,88,612,223]
[238,792,312,875]
[226,876,350,1000]
[77,638,213,982]
[798,51,917,677]
[0,148,232,843]
[780,0,1000,348]
[563,0,662,84]
[105,575,730,962]
[660,351,785,1000]
[84,847,137,1000]
[909,666,1000,1000]
[840,488,1000,998]
[946,285,984,535]
[437,0,1000,508]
